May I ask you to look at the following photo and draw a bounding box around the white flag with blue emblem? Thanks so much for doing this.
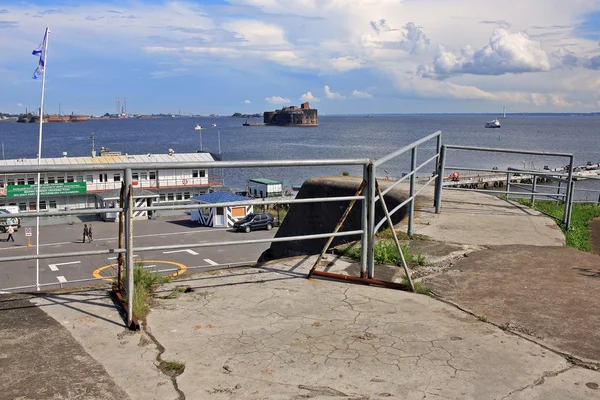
[32,30,48,80]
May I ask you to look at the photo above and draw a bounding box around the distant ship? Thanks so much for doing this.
[194,124,202,130]
[485,118,501,128]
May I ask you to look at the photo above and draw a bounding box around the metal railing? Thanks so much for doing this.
[435,145,576,229]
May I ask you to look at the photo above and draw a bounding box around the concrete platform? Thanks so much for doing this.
[23,258,600,399]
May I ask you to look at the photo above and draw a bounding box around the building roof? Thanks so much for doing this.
[0,152,215,167]
[191,192,252,204]
[249,178,282,185]
[95,188,159,201]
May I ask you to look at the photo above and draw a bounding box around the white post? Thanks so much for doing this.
[35,27,50,291]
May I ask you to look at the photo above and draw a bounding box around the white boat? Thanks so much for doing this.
[194,124,202,130]
[485,118,501,128]
[211,123,217,127]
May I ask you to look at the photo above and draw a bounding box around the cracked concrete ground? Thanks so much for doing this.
[10,256,600,399]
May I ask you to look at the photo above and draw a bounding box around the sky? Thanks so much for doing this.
[1,0,600,115]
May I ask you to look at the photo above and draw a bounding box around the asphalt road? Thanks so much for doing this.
[0,216,276,291]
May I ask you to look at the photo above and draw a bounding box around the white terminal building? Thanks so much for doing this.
[0,148,222,219]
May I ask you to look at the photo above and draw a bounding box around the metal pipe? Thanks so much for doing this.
[0,248,125,263]
[556,181,562,205]
[408,148,417,236]
[442,187,566,198]
[379,153,439,198]
[505,171,511,199]
[564,155,574,229]
[311,270,408,291]
[433,132,442,209]
[376,183,414,291]
[567,180,574,230]
[125,168,134,328]
[367,163,376,279]
[308,181,367,278]
[531,175,537,206]
[434,145,446,214]
[374,131,441,166]
[443,145,573,157]
[360,165,368,278]
[374,174,437,233]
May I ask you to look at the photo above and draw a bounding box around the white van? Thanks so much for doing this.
[0,206,21,231]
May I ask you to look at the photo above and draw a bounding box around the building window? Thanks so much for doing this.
[39,201,47,210]
[200,170,206,178]
[47,176,55,184]
[76,175,84,182]
[149,171,156,180]
[67,175,74,183]
[27,177,35,185]
[7,178,14,186]
[86,175,94,183]
[132,172,139,180]
[167,193,174,201]
[57,176,65,183]
[49,200,57,209]
[113,173,121,182]
[183,192,191,199]
[176,193,183,201]
[192,170,199,178]
[159,194,166,202]
[0,181,4,188]
[18,202,26,211]
[140,172,148,180]
[17,178,25,185]
[29,202,36,211]
[99,174,103,182]
[39,176,45,184]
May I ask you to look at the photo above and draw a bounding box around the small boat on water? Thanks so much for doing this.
[485,118,501,128]
[194,124,202,130]
[211,123,217,127]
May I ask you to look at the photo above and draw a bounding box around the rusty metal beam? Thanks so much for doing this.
[311,270,409,291]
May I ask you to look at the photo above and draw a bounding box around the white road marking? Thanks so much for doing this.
[203,258,218,266]
[48,261,80,271]
[0,228,229,252]
[107,255,138,260]
[163,249,199,256]
[56,276,67,283]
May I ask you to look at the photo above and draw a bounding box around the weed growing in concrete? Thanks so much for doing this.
[165,287,186,299]
[376,229,430,241]
[342,171,350,176]
[119,263,170,320]
[161,360,185,376]
[401,277,431,295]
[499,323,510,331]
[511,199,600,252]
[341,240,427,267]
[478,316,488,322]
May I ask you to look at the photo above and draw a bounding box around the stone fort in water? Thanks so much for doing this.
[263,102,318,126]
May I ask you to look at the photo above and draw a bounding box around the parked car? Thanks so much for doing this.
[0,208,21,233]
[233,212,274,233]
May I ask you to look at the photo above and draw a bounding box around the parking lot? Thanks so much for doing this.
[0,216,276,291]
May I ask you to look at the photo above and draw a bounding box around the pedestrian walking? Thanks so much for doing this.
[88,224,93,242]
[6,225,14,242]
[83,224,89,243]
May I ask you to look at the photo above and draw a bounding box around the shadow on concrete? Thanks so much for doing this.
[573,267,600,279]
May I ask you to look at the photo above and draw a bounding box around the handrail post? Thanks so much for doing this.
[564,156,574,228]
[360,164,368,278]
[434,145,446,214]
[556,181,562,205]
[367,163,376,279]
[433,132,442,209]
[567,180,574,230]
[531,173,537,206]
[124,168,134,328]
[408,147,417,236]
[506,171,511,198]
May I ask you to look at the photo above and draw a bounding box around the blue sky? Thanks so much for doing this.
[1,0,600,115]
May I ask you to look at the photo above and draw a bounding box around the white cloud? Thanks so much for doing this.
[420,29,551,77]
[368,20,430,54]
[243,99,251,104]
[16,102,23,107]
[265,96,291,104]
[351,90,373,99]
[300,92,319,102]
[324,85,345,99]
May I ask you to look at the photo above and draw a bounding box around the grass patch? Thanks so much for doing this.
[165,287,187,299]
[376,228,430,241]
[118,263,170,320]
[252,204,289,225]
[341,240,427,267]
[160,360,185,376]
[510,199,600,251]
[401,276,431,295]
[478,316,488,323]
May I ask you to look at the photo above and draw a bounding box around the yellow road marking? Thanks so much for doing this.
[93,260,187,282]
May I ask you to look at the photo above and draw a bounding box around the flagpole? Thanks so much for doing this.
[35,27,49,291]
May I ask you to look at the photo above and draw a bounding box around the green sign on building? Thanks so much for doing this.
[6,182,87,198]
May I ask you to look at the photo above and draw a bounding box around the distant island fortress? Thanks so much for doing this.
[263,102,318,126]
